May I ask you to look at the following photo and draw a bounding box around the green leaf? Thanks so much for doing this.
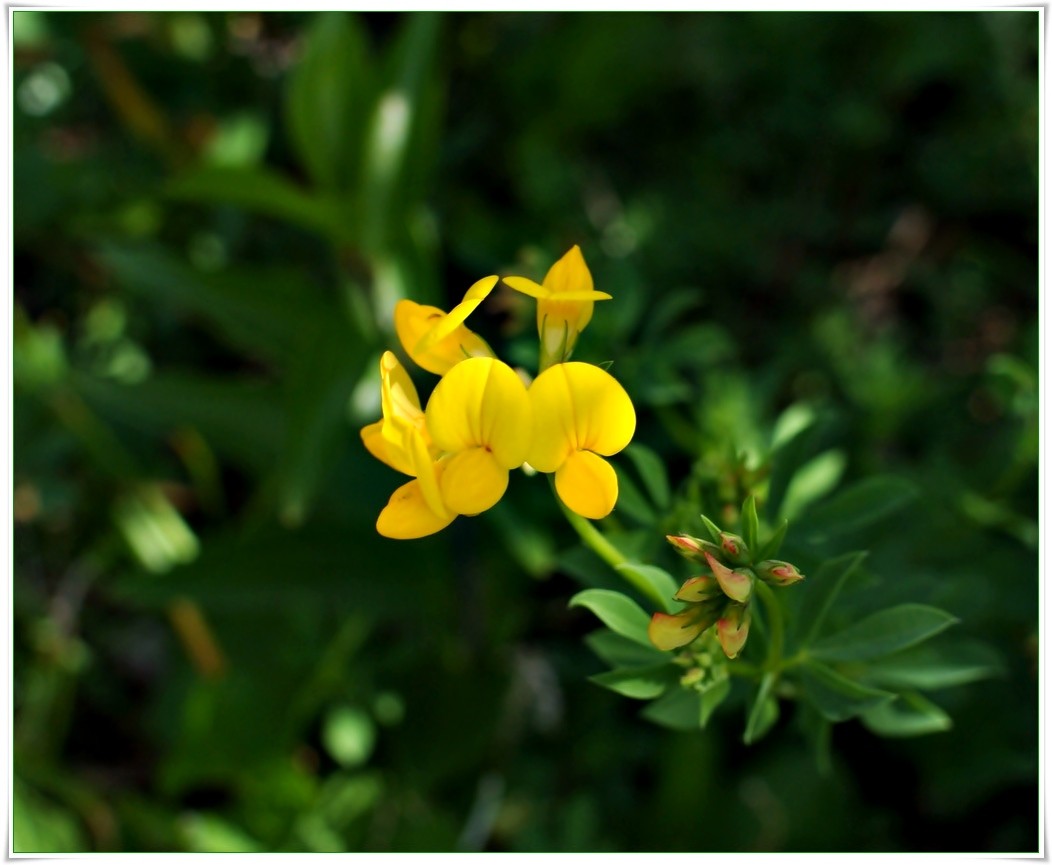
[166,167,350,242]
[810,604,959,662]
[800,661,896,722]
[861,692,952,737]
[859,641,1001,691]
[625,443,671,509]
[700,514,723,543]
[640,687,700,731]
[797,551,868,646]
[801,476,919,541]
[569,589,653,648]
[590,663,679,699]
[180,813,263,853]
[585,629,669,668]
[613,466,656,525]
[700,678,732,728]
[757,518,788,561]
[615,562,679,613]
[740,495,759,553]
[284,11,375,191]
[767,409,843,518]
[780,449,846,521]
[743,671,779,745]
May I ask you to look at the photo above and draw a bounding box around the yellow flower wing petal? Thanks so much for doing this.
[415,276,498,354]
[502,275,550,299]
[376,476,456,539]
[543,245,594,295]
[394,299,495,376]
[425,357,532,469]
[545,290,612,302]
[361,419,415,476]
[554,450,618,520]
[439,447,509,516]
[527,362,636,471]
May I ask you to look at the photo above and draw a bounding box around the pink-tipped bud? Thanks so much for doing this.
[666,534,716,563]
[756,560,805,587]
[716,604,751,659]
[719,532,750,565]
[704,551,753,604]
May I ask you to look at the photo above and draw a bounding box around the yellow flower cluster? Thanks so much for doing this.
[361,247,636,539]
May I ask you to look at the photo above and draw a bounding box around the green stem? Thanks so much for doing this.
[556,497,667,611]
[754,580,785,672]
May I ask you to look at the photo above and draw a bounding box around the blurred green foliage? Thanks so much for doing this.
[13,10,1037,853]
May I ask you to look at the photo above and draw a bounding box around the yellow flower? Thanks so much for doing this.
[394,276,498,375]
[375,356,532,539]
[360,351,434,476]
[503,246,612,369]
[526,361,635,520]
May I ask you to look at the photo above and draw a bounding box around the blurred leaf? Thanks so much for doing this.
[612,465,656,525]
[810,604,959,663]
[285,11,375,192]
[13,779,87,854]
[615,562,679,613]
[568,589,652,648]
[756,518,788,561]
[796,551,868,647]
[743,671,779,745]
[359,12,442,253]
[322,706,376,769]
[860,692,952,738]
[740,495,759,553]
[800,475,919,542]
[859,641,1002,691]
[766,409,843,518]
[584,628,668,668]
[589,663,679,699]
[779,449,847,521]
[166,167,350,242]
[180,813,262,853]
[800,661,895,722]
[624,443,671,509]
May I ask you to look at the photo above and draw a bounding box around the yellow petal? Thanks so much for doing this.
[415,276,498,353]
[555,450,618,519]
[648,611,707,651]
[394,299,495,376]
[704,551,753,604]
[502,275,549,299]
[439,447,509,515]
[425,357,532,469]
[376,476,456,539]
[542,245,594,296]
[361,419,415,476]
[379,350,423,424]
[404,422,449,520]
[526,362,636,471]
[674,575,720,603]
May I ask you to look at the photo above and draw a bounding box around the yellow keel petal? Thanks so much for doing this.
[376,477,456,539]
[439,447,508,516]
[555,450,618,519]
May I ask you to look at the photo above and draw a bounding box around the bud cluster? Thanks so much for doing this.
[648,511,805,659]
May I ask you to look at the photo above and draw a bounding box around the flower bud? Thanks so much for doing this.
[704,551,753,604]
[756,560,805,587]
[716,604,751,659]
[666,534,720,563]
[673,575,721,603]
[718,532,750,566]
[648,603,721,652]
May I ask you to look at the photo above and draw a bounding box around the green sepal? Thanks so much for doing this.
[741,495,760,554]
[700,513,723,544]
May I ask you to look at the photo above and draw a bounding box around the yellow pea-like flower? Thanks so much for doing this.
[503,246,612,369]
[526,362,636,520]
[360,351,435,476]
[394,276,498,376]
[374,356,532,539]
[425,356,532,516]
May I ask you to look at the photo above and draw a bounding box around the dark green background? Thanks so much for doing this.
[13,11,1038,852]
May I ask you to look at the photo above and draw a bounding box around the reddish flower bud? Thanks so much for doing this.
[704,551,753,603]
[756,560,804,587]
[716,604,751,659]
[719,532,750,565]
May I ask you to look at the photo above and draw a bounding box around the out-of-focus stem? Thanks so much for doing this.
[754,580,785,671]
